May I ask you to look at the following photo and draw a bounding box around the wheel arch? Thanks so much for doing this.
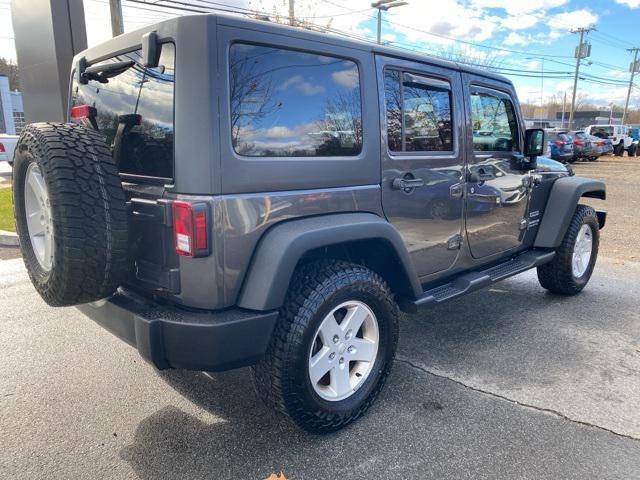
[236,213,422,311]
[534,176,606,249]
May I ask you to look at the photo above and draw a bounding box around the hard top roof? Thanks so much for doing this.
[75,13,513,87]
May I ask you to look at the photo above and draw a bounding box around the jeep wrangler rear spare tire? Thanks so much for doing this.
[13,123,128,306]
[253,260,399,433]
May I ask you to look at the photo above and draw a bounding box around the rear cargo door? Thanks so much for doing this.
[70,43,179,294]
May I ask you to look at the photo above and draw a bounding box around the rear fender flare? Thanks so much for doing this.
[236,213,422,311]
[534,176,606,249]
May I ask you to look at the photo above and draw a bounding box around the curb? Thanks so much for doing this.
[0,229,19,247]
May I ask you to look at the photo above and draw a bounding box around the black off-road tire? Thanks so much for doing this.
[537,205,599,296]
[13,123,128,306]
[614,142,624,156]
[629,144,638,157]
[252,260,399,433]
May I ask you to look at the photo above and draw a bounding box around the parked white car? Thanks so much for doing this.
[584,124,637,156]
[0,134,19,165]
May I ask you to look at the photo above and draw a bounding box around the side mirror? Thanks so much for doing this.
[524,128,544,158]
[142,31,161,68]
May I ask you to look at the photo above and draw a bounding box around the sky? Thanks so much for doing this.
[1,0,640,110]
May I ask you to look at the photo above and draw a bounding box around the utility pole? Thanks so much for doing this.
[568,27,593,130]
[109,0,124,37]
[622,47,640,125]
[561,91,566,128]
[371,0,408,44]
[288,0,295,26]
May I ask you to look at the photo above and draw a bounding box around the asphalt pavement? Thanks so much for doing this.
[1,255,639,479]
[2,155,640,479]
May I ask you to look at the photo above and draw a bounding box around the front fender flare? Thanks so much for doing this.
[236,213,422,311]
[534,176,606,249]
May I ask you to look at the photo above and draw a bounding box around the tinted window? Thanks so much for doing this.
[71,44,175,180]
[384,70,453,152]
[591,126,613,138]
[229,44,362,157]
[470,91,518,152]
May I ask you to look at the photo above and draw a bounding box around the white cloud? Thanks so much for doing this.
[547,9,598,31]
[471,0,568,14]
[501,14,540,30]
[503,32,528,46]
[332,68,359,89]
[279,75,325,95]
[614,0,640,8]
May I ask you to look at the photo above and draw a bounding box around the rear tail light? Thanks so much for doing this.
[553,140,564,146]
[573,139,584,145]
[0,143,4,153]
[70,104,97,119]
[172,201,210,257]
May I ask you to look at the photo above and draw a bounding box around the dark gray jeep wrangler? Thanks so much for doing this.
[12,14,606,432]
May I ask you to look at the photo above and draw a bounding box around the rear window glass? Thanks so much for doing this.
[229,43,362,157]
[71,43,175,181]
[591,126,613,138]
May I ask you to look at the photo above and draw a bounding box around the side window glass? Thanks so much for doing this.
[384,69,453,153]
[470,91,518,152]
[229,43,362,157]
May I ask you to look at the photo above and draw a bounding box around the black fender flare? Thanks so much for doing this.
[236,213,422,311]
[534,176,606,249]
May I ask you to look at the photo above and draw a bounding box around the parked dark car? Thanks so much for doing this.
[547,131,574,163]
[568,131,598,162]
[587,134,613,158]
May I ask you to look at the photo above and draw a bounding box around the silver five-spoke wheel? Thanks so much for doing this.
[572,224,593,278]
[308,300,379,402]
[24,163,53,271]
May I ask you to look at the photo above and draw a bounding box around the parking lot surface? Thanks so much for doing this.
[1,155,639,479]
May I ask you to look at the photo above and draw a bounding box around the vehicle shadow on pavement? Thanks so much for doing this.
[117,272,640,480]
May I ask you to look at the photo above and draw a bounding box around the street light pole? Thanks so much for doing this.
[109,0,124,37]
[622,47,639,125]
[371,0,408,44]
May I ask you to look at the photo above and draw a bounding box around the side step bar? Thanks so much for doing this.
[400,250,556,313]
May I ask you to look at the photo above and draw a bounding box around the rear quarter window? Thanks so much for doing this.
[229,43,363,157]
[71,43,175,181]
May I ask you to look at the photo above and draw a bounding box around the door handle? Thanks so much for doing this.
[392,177,425,190]
[468,169,494,183]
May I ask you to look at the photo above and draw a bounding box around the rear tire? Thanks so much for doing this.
[13,123,128,306]
[253,260,399,433]
[614,143,624,156]
[537,205,599,296]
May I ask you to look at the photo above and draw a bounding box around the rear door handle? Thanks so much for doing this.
[392,177,425,190]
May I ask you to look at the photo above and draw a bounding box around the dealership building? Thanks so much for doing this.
[0,74,24,135]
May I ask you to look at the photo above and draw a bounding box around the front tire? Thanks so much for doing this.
[253,260,399,433]
[537,205,599,295]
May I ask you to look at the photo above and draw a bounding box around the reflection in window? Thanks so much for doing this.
[470,91,518,152]
[229,44,362,157]
[71,44,175,179]
[384,69,453,152]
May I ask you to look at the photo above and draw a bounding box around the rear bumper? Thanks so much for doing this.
[76,290,278,371]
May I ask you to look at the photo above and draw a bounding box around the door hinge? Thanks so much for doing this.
[447,234,462,250]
